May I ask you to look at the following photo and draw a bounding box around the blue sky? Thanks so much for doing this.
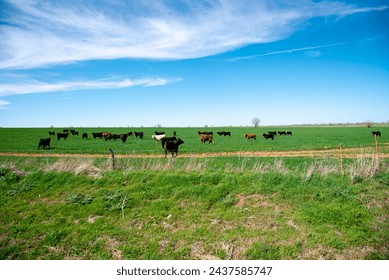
[0,0,388,127]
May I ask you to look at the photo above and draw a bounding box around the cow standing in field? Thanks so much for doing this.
[134,132,144,139]
[161,137,184,158]
[200,134,214,143]
[82,133,88,139]
[152,134,165,141]
[120,134,128,143]
[244,134,256,140]
[92,132,103,139]
[38,138,51,149]
[57,133,69,140]
[217,131,231,136]
[372,131,381,137]
[263,133,275,140]
[48,131,55,136]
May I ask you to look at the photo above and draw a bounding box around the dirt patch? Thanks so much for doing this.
[0,147,388,159]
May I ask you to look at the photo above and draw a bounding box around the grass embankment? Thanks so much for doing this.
[0,156,388,260]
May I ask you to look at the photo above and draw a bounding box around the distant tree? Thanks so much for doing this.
[252,117,261,127]
[365,120,373,128]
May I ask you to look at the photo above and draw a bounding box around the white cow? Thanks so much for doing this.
[152,134,165,141]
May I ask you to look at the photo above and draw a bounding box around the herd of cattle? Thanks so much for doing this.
[37,129,383,158]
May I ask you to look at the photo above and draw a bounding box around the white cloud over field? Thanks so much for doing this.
[0,75,176,96]
[1,0,387,69]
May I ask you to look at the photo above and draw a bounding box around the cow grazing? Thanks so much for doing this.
[38,138,51,150]
[63,129,69,133]
[198,131,213,136]
[57,133,69,140]
[244,134,256,140]
[154,131,165,135]
[82,133,88,139]
[278,131,292,136]
[71,131,79,136]
[127,132,133,137]
[152,134,166,141]
[217,131,231,136]
[48,131,55,136]
[372,131,381,137]
[200,134,214,143]
[120,134,128,143]
[268,131,277,136]
[263,133,275,140]
[162,137,184,158]
[134,132,144,139]
[92,132,103,139]
[105,133,121,141]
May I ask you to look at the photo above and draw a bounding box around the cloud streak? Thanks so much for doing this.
[1,0,387,69]
[0,75,178,96]
[228,42,347,61]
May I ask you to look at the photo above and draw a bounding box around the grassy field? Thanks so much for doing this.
[0,125,388,155]
[0,126,388,260]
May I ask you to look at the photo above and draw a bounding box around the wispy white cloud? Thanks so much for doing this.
[0,75,180,96]
[0,100,11,109]
[1,0,387,69]
[228,42,347,61]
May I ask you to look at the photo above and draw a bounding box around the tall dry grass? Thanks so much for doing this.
[44,158,102,178]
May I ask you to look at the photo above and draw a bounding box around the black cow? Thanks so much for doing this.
[82,133,88,139]
[278,131,286,135]
[217,131,231,136]
[120,134,128,143]
[198,131,213,136]
[105,133,121,141]
[263,133,275,140]
[71,131,79,136]
[38,138,51,150]
[134,132,144,139]
[286,131,292,135]
[48,131,55,136]
[57,133,69,140]
[92,132,103,139]
[268,131,277,136]
[155,131,165,135]
[372,131,381,137]
[162,137,184,158]
[128,132,133,137]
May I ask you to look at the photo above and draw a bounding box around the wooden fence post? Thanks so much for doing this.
[339,143,343,175]
[109,148,115,170]
[374,134,379,154]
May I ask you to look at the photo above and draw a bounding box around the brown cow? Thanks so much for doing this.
[200,134,214,143]
[244,134,256,140]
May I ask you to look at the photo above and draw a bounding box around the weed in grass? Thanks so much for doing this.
[103,191,129,212]
[65,193,93,205]
[246,242,281,260]
[8,183,34,196]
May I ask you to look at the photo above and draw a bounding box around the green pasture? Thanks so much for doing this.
[0,125,388,260]
[0,125,388,155]
[0,156,388,260]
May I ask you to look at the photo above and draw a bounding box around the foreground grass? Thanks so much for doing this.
[0,156,388,260]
